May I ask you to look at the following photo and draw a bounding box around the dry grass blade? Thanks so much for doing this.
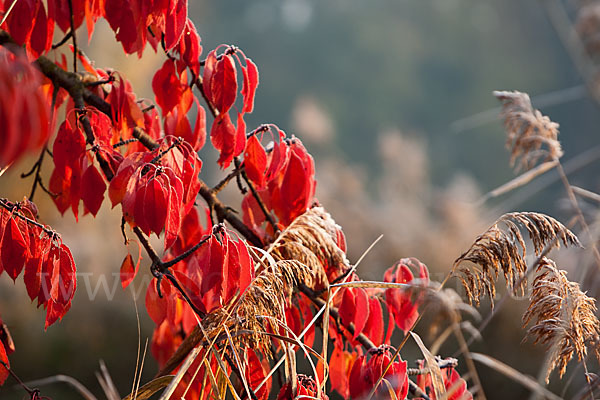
[469,352,562,400]
[411,332,445,399]
[494,90,563,172]
[522,258,600,383]
[122,376,174,400]
[23,375,97,400]
[452,212,580,306]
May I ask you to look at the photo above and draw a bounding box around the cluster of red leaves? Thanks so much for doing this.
[384,258,430,334]
[0,200,76,330]
[147,222,258,368]
[242,131,316,234]
[153,60,206,151]
[0,0,54,59]
[276,374,328,400]
[0,48,50,168]
[50,112,119,219]
[109,136,202,249]
[204,46,259,168]
[416,361,472,400]
[0,0,196,58]
[349,345,409,399]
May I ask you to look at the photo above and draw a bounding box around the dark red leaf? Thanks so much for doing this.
[81,163,106,217]
[29,1,54,58]
[5,0,37,47]
[50,0,85,33]
[1,217,29,281]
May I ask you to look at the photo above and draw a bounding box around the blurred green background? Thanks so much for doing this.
[1,0,599,398]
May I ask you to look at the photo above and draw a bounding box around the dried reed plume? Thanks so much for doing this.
[494,90,563,172]
[452,212,580,306]
[267,206,350,290]
[523,258,600,382]
[202,259,314,354]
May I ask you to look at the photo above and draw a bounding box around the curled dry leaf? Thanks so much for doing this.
[494,90,563,172]
[452,212,580,307]
[523,258,600,383]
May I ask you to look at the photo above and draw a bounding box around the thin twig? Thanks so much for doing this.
[66,0,78,73]
[52,30,73,50]
[235,157,279,233]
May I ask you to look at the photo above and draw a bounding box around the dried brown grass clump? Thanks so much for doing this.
[202,259,314,354]
[494,90,563,172]
[266,206,350,289]
[452,212,580,306]
[523,258,600,383]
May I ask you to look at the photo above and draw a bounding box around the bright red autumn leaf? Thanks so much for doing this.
[153,59,184,116]
[241,58,259,113]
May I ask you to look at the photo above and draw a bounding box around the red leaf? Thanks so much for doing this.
[163,173,184,250]
[244,135,268,187]
[234,112,247,158]
[1,217,29,281]
[191,99,206,151]
[24,252,43,301]
[50,244,76,306]
[363,298,384,346]
[103,0,144,54]
[203,49,237,114]
[120,253,139,289]
[145,280,168,325]
[210,113,237,169]
[330,347,355,398]
[28,1,54,58]
[241,58,259,113]
[144,176,169,235]
[164,0,187,50]
[50,0,85,33]
[0,340,9,386]
[44,298,70,329]
[352,288,370,339]
[246,349,271,400]
[152,59,183,115]
[53,120,85,176]
[175,18,202,76]
[0,317,15,355]
[81,163,106,217]
[5,0,37,47]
